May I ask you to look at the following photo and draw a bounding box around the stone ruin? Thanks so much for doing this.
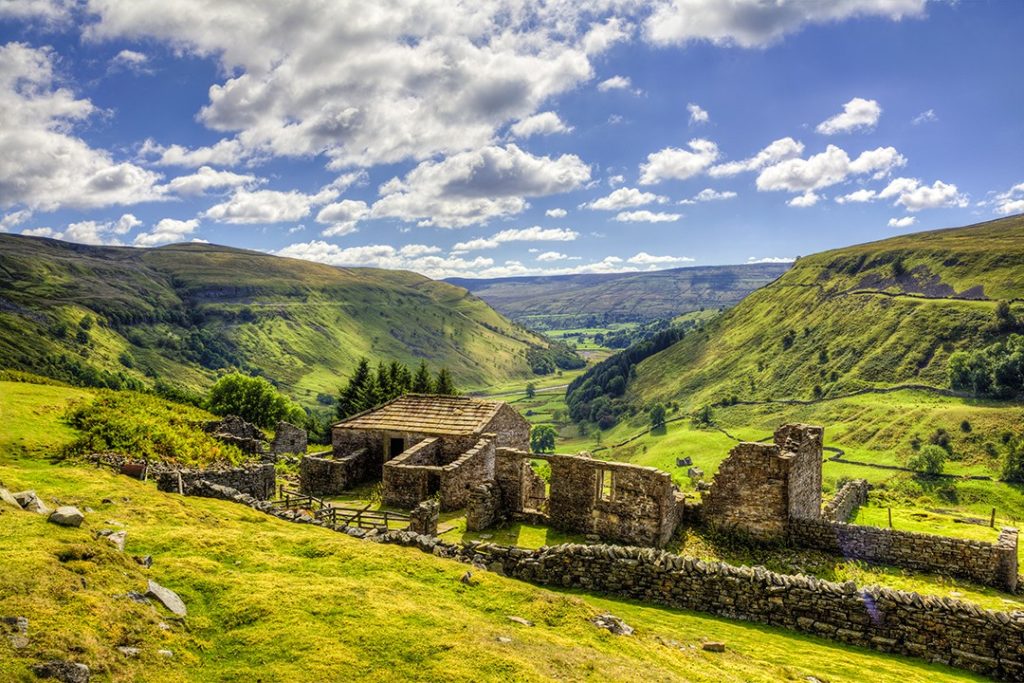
[270,421,307,458]
[203,415,308,463]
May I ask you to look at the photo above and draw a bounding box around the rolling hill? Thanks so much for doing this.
[0,235,559,404]
[446,263,791,326]
[626,214,1024,409]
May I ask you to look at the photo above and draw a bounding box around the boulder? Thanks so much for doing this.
[133,555,153,568]
[13,490,50,514]
[0,487,21,510]
[146,579,187,616]
[591,613,634,636]
[12,490,36,507]
[49,506,85,528]
[506,615,534,627]
[687,467,704,482]
[702,641,726,652]
[106,531,127,552]
[31,660,90,683]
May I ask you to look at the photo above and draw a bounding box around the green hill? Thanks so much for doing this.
[446,263,790,327]
[627,215,1024,409]
[0,236,559,404]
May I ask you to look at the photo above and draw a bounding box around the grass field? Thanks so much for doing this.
[0,382,989,682]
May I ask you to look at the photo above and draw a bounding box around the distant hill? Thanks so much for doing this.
[0,236,562,404]
[622,215,1024,410]
[446,263,791,325]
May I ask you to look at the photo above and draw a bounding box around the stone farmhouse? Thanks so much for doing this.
[300,394,530,510]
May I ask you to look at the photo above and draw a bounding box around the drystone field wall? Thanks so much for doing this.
[822,479,869,522]
[791,519,1019,591]
[299,449,373,497]
[155,464,275,500]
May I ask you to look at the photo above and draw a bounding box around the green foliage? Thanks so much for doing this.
[530,424,557,453]
[411,360,435,394]
[691,404,714,428]
[907,444,947,475]
[62,390,247,466]
[948,334,1024,398]
[525,382,536,399]
[206,372,304,429]
[525,341,585,375]
[336,357,457,419]
[1002,435,1024,483]
[649,403,667,428]
[433,367,457,395]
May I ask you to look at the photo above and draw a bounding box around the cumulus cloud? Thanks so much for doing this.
[816,97,882,135]
[510,111,572,138]
[139,137,248,168]
[109,49,150,74]
[687,103,709,125]
[887,216,917,228]
[164,166,260,195]
[627,252,694,265]
[877,177,968,211]
[597,75,632,92]
[584,187,667,210]
[756,145,905,193]
[686,188,737,203]
[0,0,73,22]
[545,208,567,218]
[991,182,1024,216]
[709,137,804,177]
[787,191,821,208]
[1,209,32,231]
[204,187,337,224]
[315,199,370,237]
[639,139,719,185]
[133,217,200,246]
[582,17,631,55]
[537,250,576,262]
[613,210,681,223]
[0,43,164,212]
[835,188,877,204]
[747,256,795,264]
[912,109,938,125]
[47,213,142,245]
[371,144,590,228]
[644,0,926,48]
[452,226,579,252]
[21,226,55,237]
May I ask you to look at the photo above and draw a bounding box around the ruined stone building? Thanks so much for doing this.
[300,394,530,510]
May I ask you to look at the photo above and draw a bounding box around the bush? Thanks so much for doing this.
[907,444,947,475]
[206,372,304,429]
[649,403,666,428]
[1002,435,1024,483]
[530,425,557,453]
[948,334,1024,398]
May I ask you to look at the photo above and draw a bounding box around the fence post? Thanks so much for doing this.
[888,507,893,528]
[991,507,996,528]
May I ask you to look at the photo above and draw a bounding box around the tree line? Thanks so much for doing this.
[336,358,457,419]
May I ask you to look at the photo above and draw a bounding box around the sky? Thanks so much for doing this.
[1,0,1022,280]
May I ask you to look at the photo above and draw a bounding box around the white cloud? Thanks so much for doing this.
[204,187,336,224]
[598,75,632,92]
[627,252,694,265]
[756,145,905,193]
[584,187,667,210]
[887,216,917,228]
[816,97,882,135]
[692,188,736,202]
[0,0,72,22]
[639,139,719,185]
[0,43,164,212]
[687,103,709,125]
[315,199,370,237]
[274,240,497,279]
[110,49,151,74]
[452,226,579,252]
[835,188,877,204]
[992,182,1024,216]
[613,210,682,223]
[607,174,625,187]
[537,251,573,262]
[21,226,55,237]
[371,144,590,228]
[164,166,261,195]
[912,109,937,125]
[709,137,804,177]
[787,191,821,208]
[747,256,795,264]
[545,208,567,218]
[877,177,968,211]
[1,209,32,231]
[645,0,926,48]
[133,218,200,246]
[139,137,248,168]
[510,111,572,138]
[582,17,631,55]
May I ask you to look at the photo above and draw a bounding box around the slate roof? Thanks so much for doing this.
[332,394,504,436]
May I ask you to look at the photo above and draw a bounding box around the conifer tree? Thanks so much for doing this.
[434,367,457,395]
[337,358,372,418]
[412,360,434,393]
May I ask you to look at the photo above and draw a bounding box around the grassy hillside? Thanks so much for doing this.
[629,215,1024,409]
[0,235,556,404]
[0,381,984,682]
[446,263,790,327]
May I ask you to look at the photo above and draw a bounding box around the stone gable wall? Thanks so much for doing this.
[439,437,495,511]
[270,421,307,457]
[791,518,1019,591]
[483,404,531,451]
[299,449,374,497]
[777,424,823,521]
[156,464,275,500]
[822,479,869,522]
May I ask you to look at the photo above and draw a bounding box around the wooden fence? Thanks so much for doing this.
[271,487,409,531]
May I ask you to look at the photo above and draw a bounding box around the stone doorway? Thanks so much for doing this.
[388,437,405,459]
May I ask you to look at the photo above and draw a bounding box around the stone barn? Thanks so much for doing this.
[300,394,530,509]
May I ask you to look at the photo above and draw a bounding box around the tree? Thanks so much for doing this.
[434,367,457,395]
[691,405,714,428]
[908,444,947,476]
[649,403,667,428]
[206,372,303,429]
[1002,435,1024,483]
[525,382,536,399]
[337,358,372,419]
[531,425,557,453]
[411,360,434,393]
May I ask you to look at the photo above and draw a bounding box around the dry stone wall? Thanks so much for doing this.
[155,464,275,500]
[270,421,307,457]
[299,449,374,497]
[822,479,869,522]
[383,437,495,510]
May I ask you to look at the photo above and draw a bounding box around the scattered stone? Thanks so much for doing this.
[117,646,141,658]
[134,555,153,568]
[676,456,693,467]
[496,636,512,644]
[49,506,85,528]
[124,591,150,605]
[1,616,29,649]
[507,616,534,627]
[106,530,127,552]
[460,571,477,586]
[591,613,634,636]
[157,622,170,631]
[702,641,726,653]
[0,487,21,510]
[146,579,187,616]
[13,490,36,507]
[31,660,90,683]
[14,490,51,514]
[806,677,825,683]
[158,650,174,658]
[687,467,704,482]
[101,498,114,505]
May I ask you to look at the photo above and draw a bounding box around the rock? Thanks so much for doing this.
[676,456,693,467]
[591,613,634,636]
[117,646,141,658]
[0,487,21,510]
[459,571,477,586]
[12,490,36,507]
[31,660,90,683]
[49,506,85,528]
[496,636,512,644]
[106,530,127,552]
[157,622,170,631]
[702,641,726,652]
[158,649,174,658]
[14,490,50,514]
[687,467,704,482]
[124,591,150,604]
[1,616,29,649]
[146,579,187,616]
[507,616,534,627]
[133,555,153,568]
[101,498,114,505]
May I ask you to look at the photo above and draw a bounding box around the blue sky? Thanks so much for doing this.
[1,0,1022,279]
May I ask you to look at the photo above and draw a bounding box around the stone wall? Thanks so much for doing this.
[466,482,499,531]
[203,415,266,455]
[791,518,1019,591]
[382,437,495,511]
[299,449,374,497]
[483,404,531,451]
[543,453,682,547]
[468,542,1024,681]
[439,437,495,511]
[822,478,869,522]
[270,421,307,457]
[156,464,275,500]
[702,424,823,542]
[407,499,439,536]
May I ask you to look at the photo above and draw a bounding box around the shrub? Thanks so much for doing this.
[907,444,947,475]
[206,372,304,429]
[649,403,667,428]
[530,425,557,453]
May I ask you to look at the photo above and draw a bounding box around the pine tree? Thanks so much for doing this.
[412,360,434,393]
[434,367,457,395]
[375,361,394,402]
[358,372,383,410]
[396,362,413,394]
[337,358,372,418]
